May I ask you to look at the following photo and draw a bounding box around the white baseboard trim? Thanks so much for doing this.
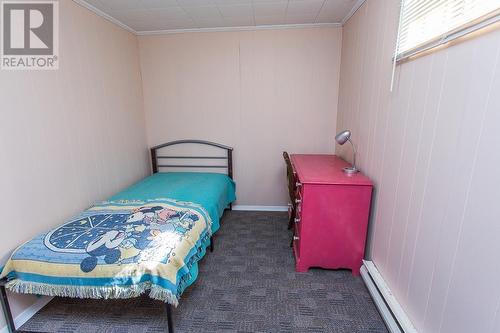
[361,260,417,333]
[232,205,288,212]
[0,296,53,333]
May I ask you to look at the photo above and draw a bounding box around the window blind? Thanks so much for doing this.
[396,0,500,61]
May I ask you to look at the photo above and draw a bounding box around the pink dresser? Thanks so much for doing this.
[290,154,373,276]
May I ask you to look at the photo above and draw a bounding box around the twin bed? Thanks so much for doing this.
[0,140,236,333]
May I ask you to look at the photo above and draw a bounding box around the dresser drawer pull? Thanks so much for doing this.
[293,236,299,241]
[295,199,301,204]
[294,218,300,223]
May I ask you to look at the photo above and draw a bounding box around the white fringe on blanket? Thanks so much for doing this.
[5,279,180,306]
[3,210,213,308]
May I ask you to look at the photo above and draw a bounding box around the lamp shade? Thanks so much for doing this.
[335,130,351,145]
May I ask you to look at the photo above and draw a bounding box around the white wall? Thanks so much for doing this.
[138,26,342,206]
[0,1,148,328]
[337,1,500,332]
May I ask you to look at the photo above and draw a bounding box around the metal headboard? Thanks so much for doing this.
[150,140,233,179]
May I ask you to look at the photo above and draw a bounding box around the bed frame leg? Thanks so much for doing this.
[0,279,17,333]
[210,237,214,253]
[165,303,174,333]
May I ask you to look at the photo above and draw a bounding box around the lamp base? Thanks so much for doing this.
[343,166,359,175]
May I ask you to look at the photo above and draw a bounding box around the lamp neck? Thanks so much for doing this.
[347,138,357,170]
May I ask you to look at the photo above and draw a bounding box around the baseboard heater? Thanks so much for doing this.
[360,260,418,333]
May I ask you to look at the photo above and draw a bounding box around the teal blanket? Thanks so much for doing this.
[1,199,212,306]
[109,172,236,234]
[1,172,236,305]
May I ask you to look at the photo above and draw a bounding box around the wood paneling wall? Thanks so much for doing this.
[0,1,148,328]
[337,1,500,332]
[138,27,342,206]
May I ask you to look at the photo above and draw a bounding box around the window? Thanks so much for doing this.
[395,0,500,62]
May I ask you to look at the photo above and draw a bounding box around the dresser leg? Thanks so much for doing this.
[351,266,361,276]
[295,265,308,273]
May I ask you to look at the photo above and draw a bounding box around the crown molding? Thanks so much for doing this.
[73,0,369,35]
[72,1,342,36]
[341,0,367,26]
[137,23,341,36]
[72,0,136,34]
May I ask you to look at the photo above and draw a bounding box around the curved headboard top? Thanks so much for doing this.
[150,139,233,179]
[151,139,233,151]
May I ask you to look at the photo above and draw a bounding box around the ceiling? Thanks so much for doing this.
[77,0,360,34]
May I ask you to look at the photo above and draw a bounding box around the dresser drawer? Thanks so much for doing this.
[292,187,303,253]
[292,225,301,258]
[293,186,303,224]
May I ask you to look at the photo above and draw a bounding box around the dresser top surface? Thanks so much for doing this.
[290,154,373,186]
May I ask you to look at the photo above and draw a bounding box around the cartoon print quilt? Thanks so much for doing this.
[0,198,212,306]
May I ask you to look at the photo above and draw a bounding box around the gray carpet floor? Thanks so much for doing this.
[21,211,388,333]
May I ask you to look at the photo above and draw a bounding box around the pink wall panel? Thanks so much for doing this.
[0,1,148,328]
[138,27,342,206]
[337,0,500,332]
